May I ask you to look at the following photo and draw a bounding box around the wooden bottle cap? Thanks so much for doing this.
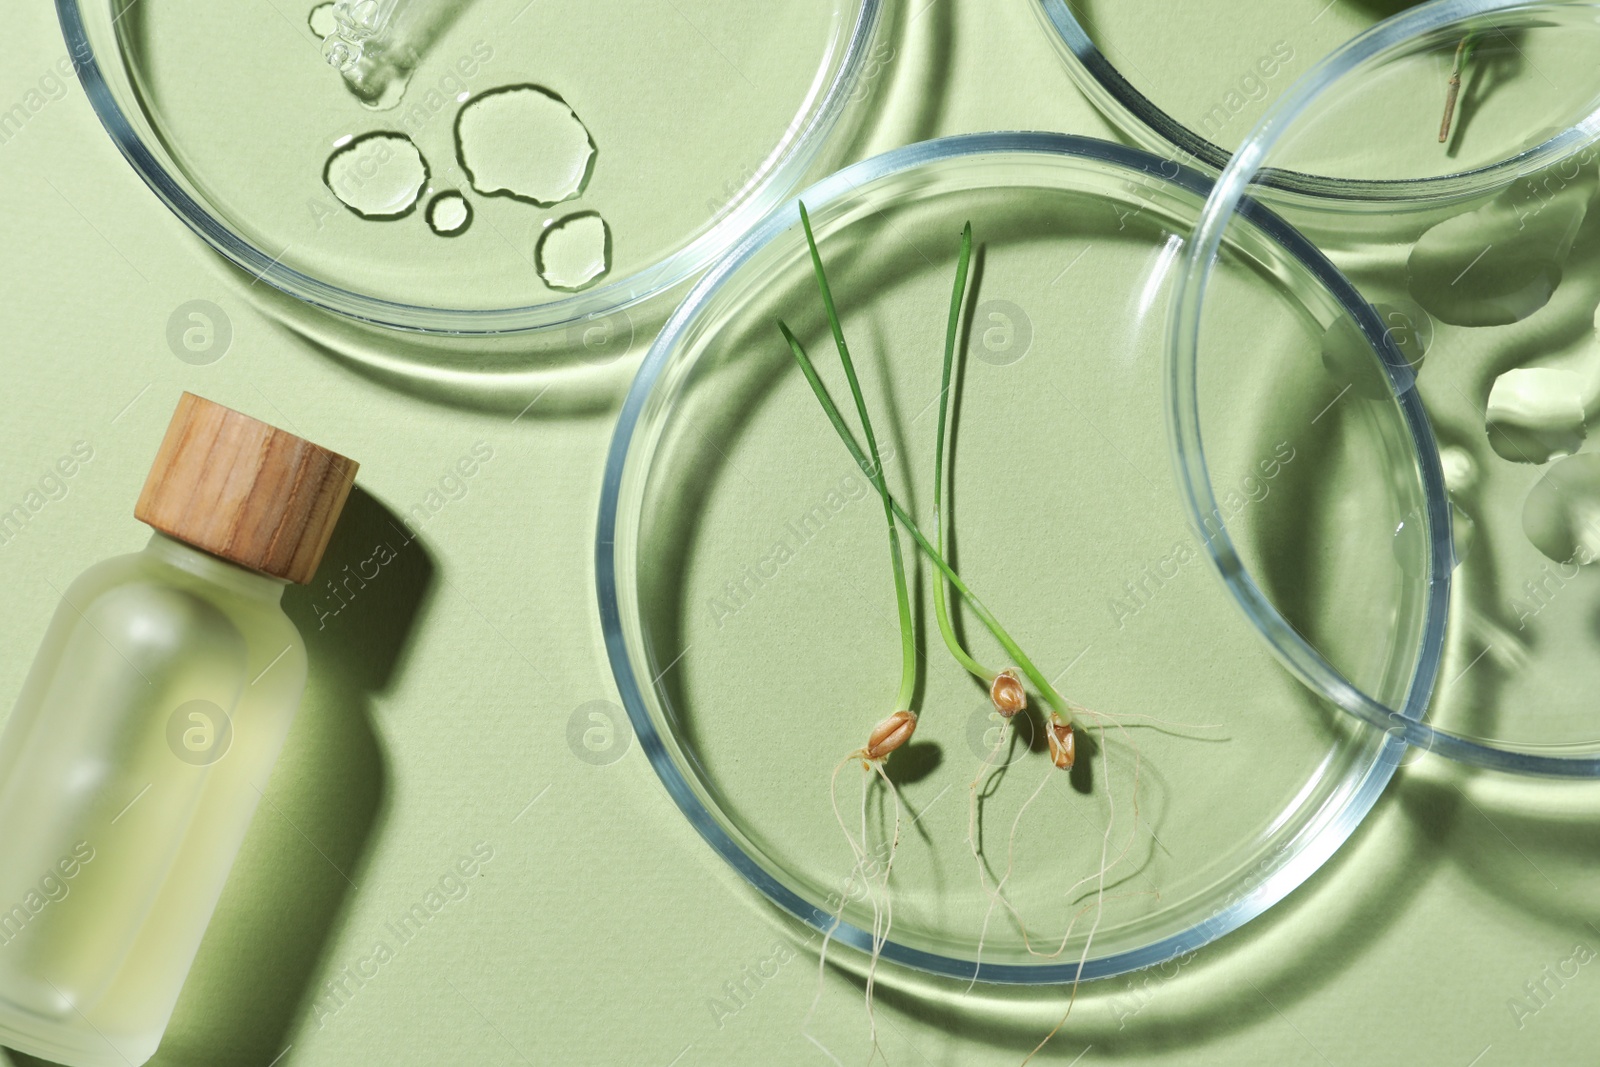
[135,393,359,584]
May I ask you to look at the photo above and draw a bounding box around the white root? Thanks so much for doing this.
[864,759,904,1065]
[1021,722,1119,1065]
[964,719,1017,988]
[803,752,908,1066]
[801,756,865,1064]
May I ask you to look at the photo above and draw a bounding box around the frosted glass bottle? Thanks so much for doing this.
[0,393,357,1066]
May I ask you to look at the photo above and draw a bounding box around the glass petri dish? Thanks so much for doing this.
[1173,1,1600,775]
[1034,0,1599,202]
[57,0,879,334]
[598,132,1449,981]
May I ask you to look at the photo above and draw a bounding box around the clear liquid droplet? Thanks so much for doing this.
[1393,511,1425,576]
[536,212,610,291]
[457,85,595,206]
[323,132,429,219]
[426,191,472,237]
[308,2,338,39]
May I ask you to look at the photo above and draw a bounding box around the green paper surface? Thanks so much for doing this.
[0,1,1597,1064]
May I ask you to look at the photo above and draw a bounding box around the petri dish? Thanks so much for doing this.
[57,0,880,334]
[1034,0,1598,202]
[1173,1,1600,775]
[597,133,1450,981]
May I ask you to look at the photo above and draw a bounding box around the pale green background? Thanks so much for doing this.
[1,1,1598,1065]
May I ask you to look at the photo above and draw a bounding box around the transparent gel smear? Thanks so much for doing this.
[426,191,471,236]
[1407,171,1594,328]
[323,132,429,218]
[456,85,594,206]
[102,0,853,316]
[308,2,337,38]
[536,212,609,291]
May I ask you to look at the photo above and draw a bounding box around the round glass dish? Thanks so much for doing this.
[57,0,879,334]
[1173,1,1600,775]
[1034,0,1598,202]
[598,132,1449,981]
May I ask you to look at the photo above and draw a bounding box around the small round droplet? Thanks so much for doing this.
[426,191,472,237]
[323,132,429,219]
[537,212,611,292]
[456,85,595,206]
[308,2,338,38]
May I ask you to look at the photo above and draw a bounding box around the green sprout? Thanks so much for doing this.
[1439,32,1481,145]
[930,223,995,684]
[778,204,1077,761]
[795,202,918,722]
[926,223,1045,736]
[783,206,1156,1064]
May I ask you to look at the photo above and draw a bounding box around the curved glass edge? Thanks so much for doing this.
[1034,0,1600,206]
[1170,8,1600,777]
[1032,0,1232,174]
[597,131,1417,983]
[55,0,881,336]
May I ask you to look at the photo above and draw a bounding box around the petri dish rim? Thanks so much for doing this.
[54,0,882,336]
[597,131,1445,983]
[1033,0,1598,205]
[1169,2,1600,777]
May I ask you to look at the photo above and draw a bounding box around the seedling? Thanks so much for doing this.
[781,203,1120,1061]
[1439,32,1481,144]
[779,204,1226,1064]
[786,199,918,1062]
[925,222,1087,967]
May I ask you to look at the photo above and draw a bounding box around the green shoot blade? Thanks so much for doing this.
[796,202,917,713]
[778,323,1071,720]
[932,222,995,684]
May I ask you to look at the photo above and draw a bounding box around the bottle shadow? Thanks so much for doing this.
[8,488,435,1067]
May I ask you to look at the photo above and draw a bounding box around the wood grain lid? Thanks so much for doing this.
[135,393,359,584]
